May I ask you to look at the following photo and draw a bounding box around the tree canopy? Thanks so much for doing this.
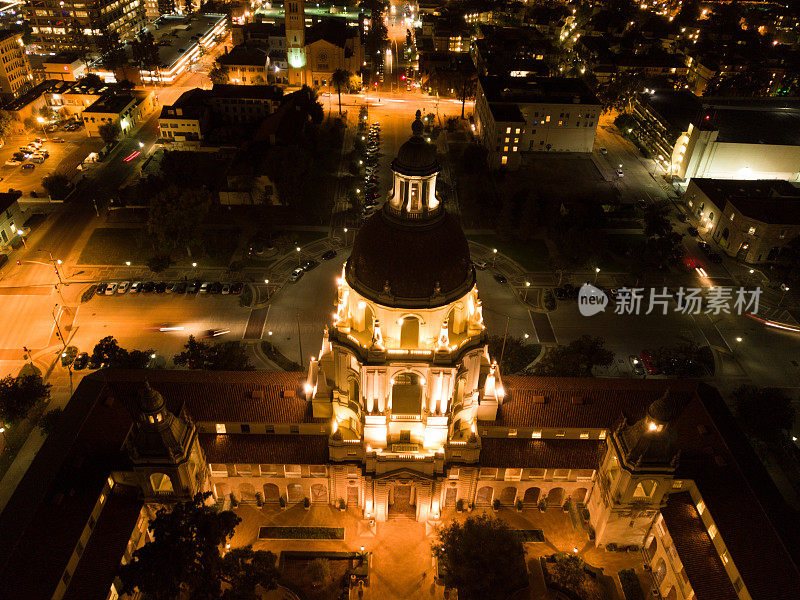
[91,336,153,369]
[434,514,527,600]
[488,335,541,375]
[531,335,614,377]
[119,492,279,600]
[173,335,254,371]
[651,341,707,377]
[733,385,795,444]
[98,121,121,145]
[147,186,213,257]
[0,372,51,424]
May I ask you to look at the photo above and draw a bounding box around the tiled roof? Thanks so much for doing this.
[480,438,606,469]
[199,434,330,465]
[102,369,320,424]
[62,486,143,600]
[484,376,698,429]
[660,493,739,600]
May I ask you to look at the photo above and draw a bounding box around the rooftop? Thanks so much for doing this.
[217,45,268,67]
[488,103,525,123]
[150,13,227,70]
[83,93,136,115]
[479,75,599,106]
[690,178,800,224]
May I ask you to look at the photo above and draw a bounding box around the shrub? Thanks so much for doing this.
[543,289,556,311]
[229,493,238,508]
[255,492,264,507]
[239,284,253,308]
[146,253,173,273]
[279,495,287,508]
[515,499,523,511]
[303,497,311,508]
[492,498,501,510]
[456,498,465,512]
[338,498,346,510]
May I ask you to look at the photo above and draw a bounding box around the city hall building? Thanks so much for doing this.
[0,116,798,600]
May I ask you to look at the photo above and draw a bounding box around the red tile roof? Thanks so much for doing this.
[486,376,698,429]
[660,492,739,600]
[102,369,321,424]
[480,438,606,469]
[199,434,330,465]
[62,486,144,600]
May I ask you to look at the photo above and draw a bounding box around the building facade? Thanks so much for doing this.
[0,30,33,100]
[285,0,306,86]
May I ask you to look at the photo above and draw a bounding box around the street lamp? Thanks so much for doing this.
[36,116,49,140]
[492,248,498,268]
[296,246,302,266]
[0,425,12,453]
[779,283,790,307]
[33,249,63,284]
[524,281,530,302]
[594,267,600,283]
[264,279,271,300]
[343,227,349,246]
[125,260,131,266]
[192,262,197,268]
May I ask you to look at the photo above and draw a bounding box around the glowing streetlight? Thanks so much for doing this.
[779,283,790,307]
[125,260,131,266]
[491,248,498,267]
[594,267,600,283]
[192,262,197,267]
[296,246,302,266]
[524,280,530,301]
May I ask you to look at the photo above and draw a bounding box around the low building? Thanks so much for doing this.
[0,30,33,101]
[0,192,27,249]
[47,79,116,118]
[158,88,208,146]
[40,53,87,82]
[140,14,228,85]
[1,80,58,134]
[81,90,156,138]
[471,24,552,77]
[217,45,269,85]
[302,20,365,89]
[474,75,600,169]
[683,178,800,263]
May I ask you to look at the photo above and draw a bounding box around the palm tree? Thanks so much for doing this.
[331,69,351,116]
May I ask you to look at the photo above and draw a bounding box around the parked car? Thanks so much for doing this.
[29,156,44,164]
[199,281,210,293]
[165,282,177,294]
[615,168,624,177]
[142,281,156,293]
[231,282,244,295]
[629,355,646,377]
[639,351,660,375]
[130,281,142,293]
[209,282,223,294]
[321,249,337,260]
[105,282,118,295]
[73,352,89,370]
[289,267,305,282]
[21,163,35,171]
[599,147,608,154]
[4,159,21,166]
[154,281,167,293]
[117,281,130,294]
[687,226,699,236]
[493,273,508,284]
[301,259,319,271]
[187,280,201,293]
[697,241,711,254]
[174,281,187,294]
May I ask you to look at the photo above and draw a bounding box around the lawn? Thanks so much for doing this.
[468,234,551,271]
[77,227,241,268]
[258,526,345,540]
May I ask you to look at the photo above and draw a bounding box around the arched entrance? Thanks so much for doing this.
[547,487,565,506]
[499,487,517,507]
[150,472,173,493]
[239,483,257,503]
[523,487,541,507]
[263,483,280,503]
[389,482,416,518]
[400,316,420,347]
[391,372,422,416]
[654,558,667,586]
[287,483,304,504]
[311,484,328,503]
[476,486,493,506]
[571,488,588,505]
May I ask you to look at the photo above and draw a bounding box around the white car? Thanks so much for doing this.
[289,267,304,283]
[105,282,119,295]
[117,281,130,294]
[4,159,21,166]
[616,169,624,178]
[199,281,210,293]
[599,147,608,154]
[129,281,142,293]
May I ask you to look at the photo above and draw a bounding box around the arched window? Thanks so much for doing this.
[633,480,657,499]
[400,316,420,347]
[150,472,173,493]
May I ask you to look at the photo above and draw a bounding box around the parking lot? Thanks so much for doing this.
[0,128,103,195]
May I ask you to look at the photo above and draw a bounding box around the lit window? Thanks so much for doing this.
[748,226,756,235]
[599,431,607,439]
[505,126,511,133]
[515,128,521,133]
[503,146,508,152]
[697,501,706,515]
[215,423,226,434]
[672,480,683,489]
[508,429,517,437]
[505,137,509,143]
[580,432,589,439]
[285,464,302,477]
[501,156,508,165]
[730,213,734,221]
[721,550,730,565]
[512,146,518,152]
[555,430,565,437]
[449,468,459,479]
[505,468,522,480]
[531,431,542,438]
[708,524,718,539]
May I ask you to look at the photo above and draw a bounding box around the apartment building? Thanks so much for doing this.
[474,75,600,169]
[0,30,33,100]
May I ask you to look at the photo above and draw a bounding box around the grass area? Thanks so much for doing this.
[77,228,241,267]
[516,529,545,542]
[259,526,345,540]
[468,234,550,271]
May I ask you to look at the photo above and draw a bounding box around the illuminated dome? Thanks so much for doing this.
[346,209,474,308]
[391,110,440,176]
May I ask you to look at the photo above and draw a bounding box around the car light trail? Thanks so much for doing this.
[123,151,141,162]
[746,314,800,333]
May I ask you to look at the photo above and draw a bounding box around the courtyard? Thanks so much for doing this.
[229,504,650,599]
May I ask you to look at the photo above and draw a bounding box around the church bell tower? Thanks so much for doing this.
[285,0,307,86]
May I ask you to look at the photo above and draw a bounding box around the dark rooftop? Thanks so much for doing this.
[83,93,136,115]
[489,103,525,123]
[217,45,268,67]
[690,178,800,224]
[479,75,599,106]
[210,83,284,100]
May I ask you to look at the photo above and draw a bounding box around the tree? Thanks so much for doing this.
[98,31,127,71]
[330,68,351,115]
[173,336,254,371]
[640,202,683,272]
[78,73,104,88]
[119,492,279,600]
[487,336,541,375]
[651,341,706,377]
[210,63,228,84]
[0,110,12,142]
[596,72,646,113]
[147,186,213,258]
[41,173,72,200]
[92,335,122,366]
[98,121,121,145]
[146,254,174,273]
[434,514,527,600]
[549,553,587,594]
[733,385,795,444]
[131,31,160,73]
[531,335,614,377]
[38,408,63,436]
[0,373,52,424]
[305,558,332,587]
